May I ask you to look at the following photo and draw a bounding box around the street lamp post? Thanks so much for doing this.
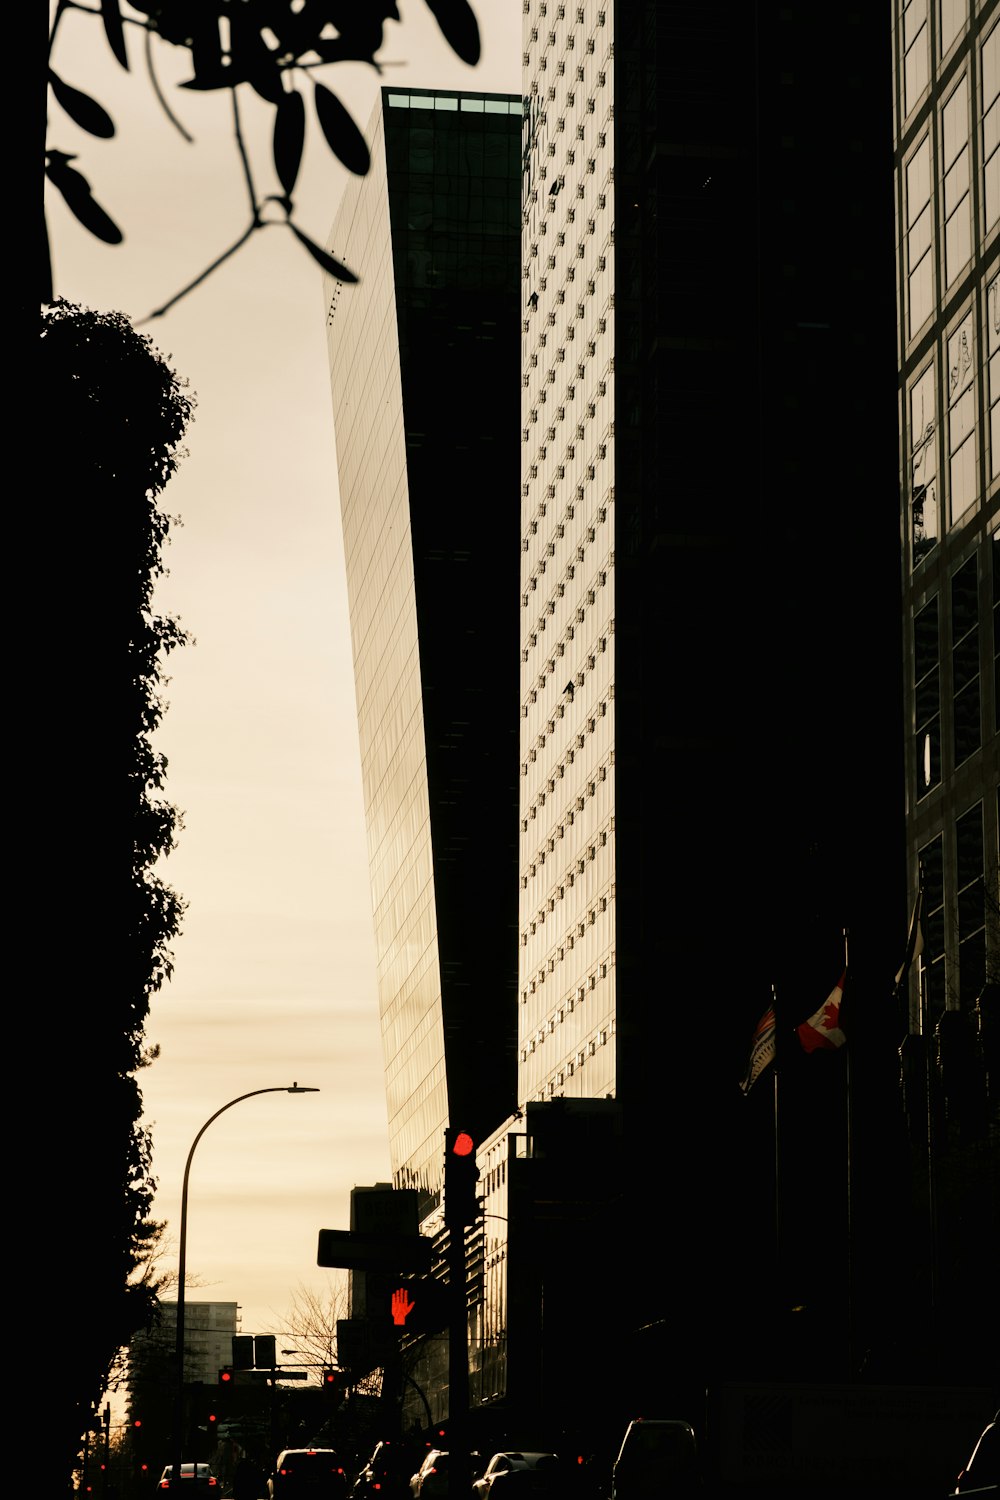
[170,1084,319,1485]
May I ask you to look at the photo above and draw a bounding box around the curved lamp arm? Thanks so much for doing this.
[171,1084,319,1474]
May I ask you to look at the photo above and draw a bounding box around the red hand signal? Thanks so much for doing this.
[392,1286,416,1325]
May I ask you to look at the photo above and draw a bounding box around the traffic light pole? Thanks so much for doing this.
[447,1224,470,1500]
[442,1127,478,1500]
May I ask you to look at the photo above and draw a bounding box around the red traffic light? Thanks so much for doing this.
[321,1368,337,1387]
[444,1128,480,1228]
[219,1368,234,1384]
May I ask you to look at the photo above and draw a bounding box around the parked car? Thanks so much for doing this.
[472,1452,564,1500]
[953,1409,999,1495]
[157,1462,221,1493]
[354,1440,424,1500]
[409,1449,450,1500]
[268,1448,350,1499]
[611,1419,701,1500]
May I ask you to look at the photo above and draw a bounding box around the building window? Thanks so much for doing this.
[990,276,1000,480]
[982,22,1000,234]
[940,0,965,56]
[911,361,939,565]
[920,833,946,1025]
[994,533,1000,733]
[915,595,941,796]
[906,136,934,338]
[947,312,977,525]
[956,802,986,1006]
[952,554,981,767]
[942,75,972,286]
[903,0,930,115]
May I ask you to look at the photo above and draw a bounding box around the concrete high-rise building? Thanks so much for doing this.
[892,0,999,1381]
[325,86,523,1215]
[515,1,904,1410]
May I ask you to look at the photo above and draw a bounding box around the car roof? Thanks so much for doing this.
[489,1453,560,1466]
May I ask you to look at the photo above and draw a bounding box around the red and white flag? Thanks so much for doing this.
[796,972,847,1053]
[739,1004,777,1094]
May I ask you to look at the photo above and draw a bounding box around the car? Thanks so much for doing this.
[611,1418,701,1500]
[409,1449,450,1500]
[953,1409,999,1495]
[471,1452,565,1500]
[157,1462,221,1492]
[353,1439,424,1500]
[268,1447,350,1499]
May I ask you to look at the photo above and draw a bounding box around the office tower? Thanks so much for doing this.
[893,2,999,1383]
[519,0,902,1405]
[325,87,523,1214]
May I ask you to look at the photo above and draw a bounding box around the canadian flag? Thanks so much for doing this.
[796,972,847,1053]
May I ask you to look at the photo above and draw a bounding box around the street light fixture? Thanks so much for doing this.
[170,1084,319,1482]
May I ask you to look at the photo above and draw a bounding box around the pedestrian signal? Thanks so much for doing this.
[390,1277,450,1333]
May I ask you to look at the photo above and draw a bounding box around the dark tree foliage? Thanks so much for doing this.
[38,300,194,1493]
[44,0,481,314]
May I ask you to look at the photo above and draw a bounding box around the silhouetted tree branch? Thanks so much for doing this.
[44,0,481,317]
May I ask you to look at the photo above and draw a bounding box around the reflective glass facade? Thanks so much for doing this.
[325,90,522,1215]
[893,0,1000,1036]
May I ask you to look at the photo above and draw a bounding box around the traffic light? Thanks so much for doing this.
[254,1333,277,1369]
[321,1367,338,1391]
[131,1418,149,1475]
[219,1367,235,1386]
[444,1126,480,1229]
[388,1276,451,1334]
[232,1334,255,1370]
[321,1367,345,1407]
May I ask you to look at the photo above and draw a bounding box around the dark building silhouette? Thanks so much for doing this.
[324,87,523,1211]
[327,1,997,1471]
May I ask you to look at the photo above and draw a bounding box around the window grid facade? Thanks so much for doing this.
[894,0,1000,1034]
[519,0,615,1108]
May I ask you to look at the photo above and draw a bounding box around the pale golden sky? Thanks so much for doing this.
[46,2,520,1343]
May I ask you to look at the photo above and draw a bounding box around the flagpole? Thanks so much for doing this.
[919,953,937,1348]
[772,984,781,1320]
[843,926,853,1379]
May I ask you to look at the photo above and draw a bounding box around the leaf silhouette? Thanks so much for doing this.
[46,156,123,244]
[314,83,370,176]
[288,223,358,283]
[273,89,306,197]
[100,0,128,69]
[230,13,285,104]
[48,70,116,138]
[313,6,399,64]
[424,0,481,65]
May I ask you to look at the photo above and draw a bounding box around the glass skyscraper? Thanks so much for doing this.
[894,3,998,1027]
[325,87,523,1217]
[892,0,999,1383]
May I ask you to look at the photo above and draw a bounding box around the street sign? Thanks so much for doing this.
[336,1317,398,1375]
[317,1228,433,1273]
[274,1371,309,1381]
